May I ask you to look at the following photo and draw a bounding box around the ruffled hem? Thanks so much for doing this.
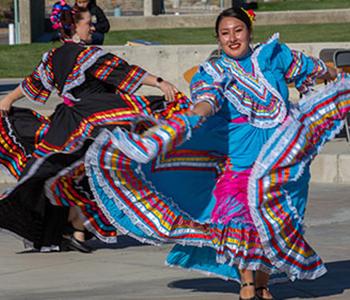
[84,118,275,270]
[248,76,350,280]
[166,245,289,284]
[84,75,350,281]
[0,115,29,179]
[44,154,118,243]
[166,262,240,283]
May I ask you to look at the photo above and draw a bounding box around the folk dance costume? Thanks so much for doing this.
[84,35,350,282]
[0,41,189,250]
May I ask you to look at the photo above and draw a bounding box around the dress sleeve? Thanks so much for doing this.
[88,53,148,94]
[20,50,55,105]
[281,44,328,94]
[190,62,225,115]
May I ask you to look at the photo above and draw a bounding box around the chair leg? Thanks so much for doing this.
[345,114,350,144]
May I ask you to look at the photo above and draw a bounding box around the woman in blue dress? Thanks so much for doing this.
[53,7,350,300]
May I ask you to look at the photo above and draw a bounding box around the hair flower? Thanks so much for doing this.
[242,8,256,25]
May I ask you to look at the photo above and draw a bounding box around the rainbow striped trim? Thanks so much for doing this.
[85,75,350,280]
[85,124,277,273]
[46,160,118,243]
[32,94,156,158]
[21,50,56,105]
[152,149,225,173]
[62,46,106,101]
[285,50,327,94]
[118,65,147,94]
[249,76,350,280]
[0,117,28,179]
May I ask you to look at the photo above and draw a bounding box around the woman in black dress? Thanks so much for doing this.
[0,5,181,253]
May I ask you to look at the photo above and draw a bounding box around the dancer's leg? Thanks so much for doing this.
[67,207,85,242]
[239,269,255,299]
[62,207,92,253]
[255,270,273,300]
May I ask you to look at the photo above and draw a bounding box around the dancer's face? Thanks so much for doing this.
[76,0,89,9]
[75,11,95,43]
[217,17,251,59]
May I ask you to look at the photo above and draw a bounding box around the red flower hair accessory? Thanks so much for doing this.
[242,8,256,25]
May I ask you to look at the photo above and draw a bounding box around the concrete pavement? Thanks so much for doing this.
[0,183,349,300]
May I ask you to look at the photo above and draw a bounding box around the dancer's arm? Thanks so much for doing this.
[0,86,24,117]
[89,54,178,101]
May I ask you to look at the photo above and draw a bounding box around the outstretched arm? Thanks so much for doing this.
[89,53,178,101]
[0,85,24,117]
[282,45,336,94]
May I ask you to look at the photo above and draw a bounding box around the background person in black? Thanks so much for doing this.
[231,0,258,10]
[75,0,110,45]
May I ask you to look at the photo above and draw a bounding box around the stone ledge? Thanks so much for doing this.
[108,9,350,31]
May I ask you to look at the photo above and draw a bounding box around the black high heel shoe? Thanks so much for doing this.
[61,226,92,253]
[239,282,257,300]
[256,286,274,300]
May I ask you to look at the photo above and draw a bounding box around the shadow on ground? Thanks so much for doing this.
[87,235,146,249]
[168,260,350,299]
[16,235,147,255]
[0,83,17,95]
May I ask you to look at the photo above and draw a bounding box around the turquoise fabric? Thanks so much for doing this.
[161,36,326,281]
[86,35,341,282]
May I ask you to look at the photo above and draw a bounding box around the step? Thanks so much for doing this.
[311,139,350,184]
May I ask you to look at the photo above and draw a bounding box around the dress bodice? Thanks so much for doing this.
[190,34,328,170]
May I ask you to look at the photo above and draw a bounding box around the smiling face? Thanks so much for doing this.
[217,16,251,59]
[76,0,90,9]
[74,11,95,43]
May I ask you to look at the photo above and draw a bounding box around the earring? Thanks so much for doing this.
[72,33,81,43]
[217,44,222,58]
[249,36,254,51]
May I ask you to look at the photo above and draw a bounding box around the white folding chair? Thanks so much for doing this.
[319,48,341,85]
[334,49,350,143]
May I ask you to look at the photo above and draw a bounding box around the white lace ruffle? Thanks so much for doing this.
[61,47,107,102]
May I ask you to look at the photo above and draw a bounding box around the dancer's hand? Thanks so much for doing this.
[0,97,12,117]
[328,66,338,81]
[0,85,24,117]
[158,80,178,102]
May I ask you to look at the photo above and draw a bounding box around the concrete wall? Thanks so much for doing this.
[103,42,350,96]
[44,0,225,12]
[256,9,350,25]
[109,14,217,31]
[18,0,45,44]
[18,0,31,44]
[108,9,350,31]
